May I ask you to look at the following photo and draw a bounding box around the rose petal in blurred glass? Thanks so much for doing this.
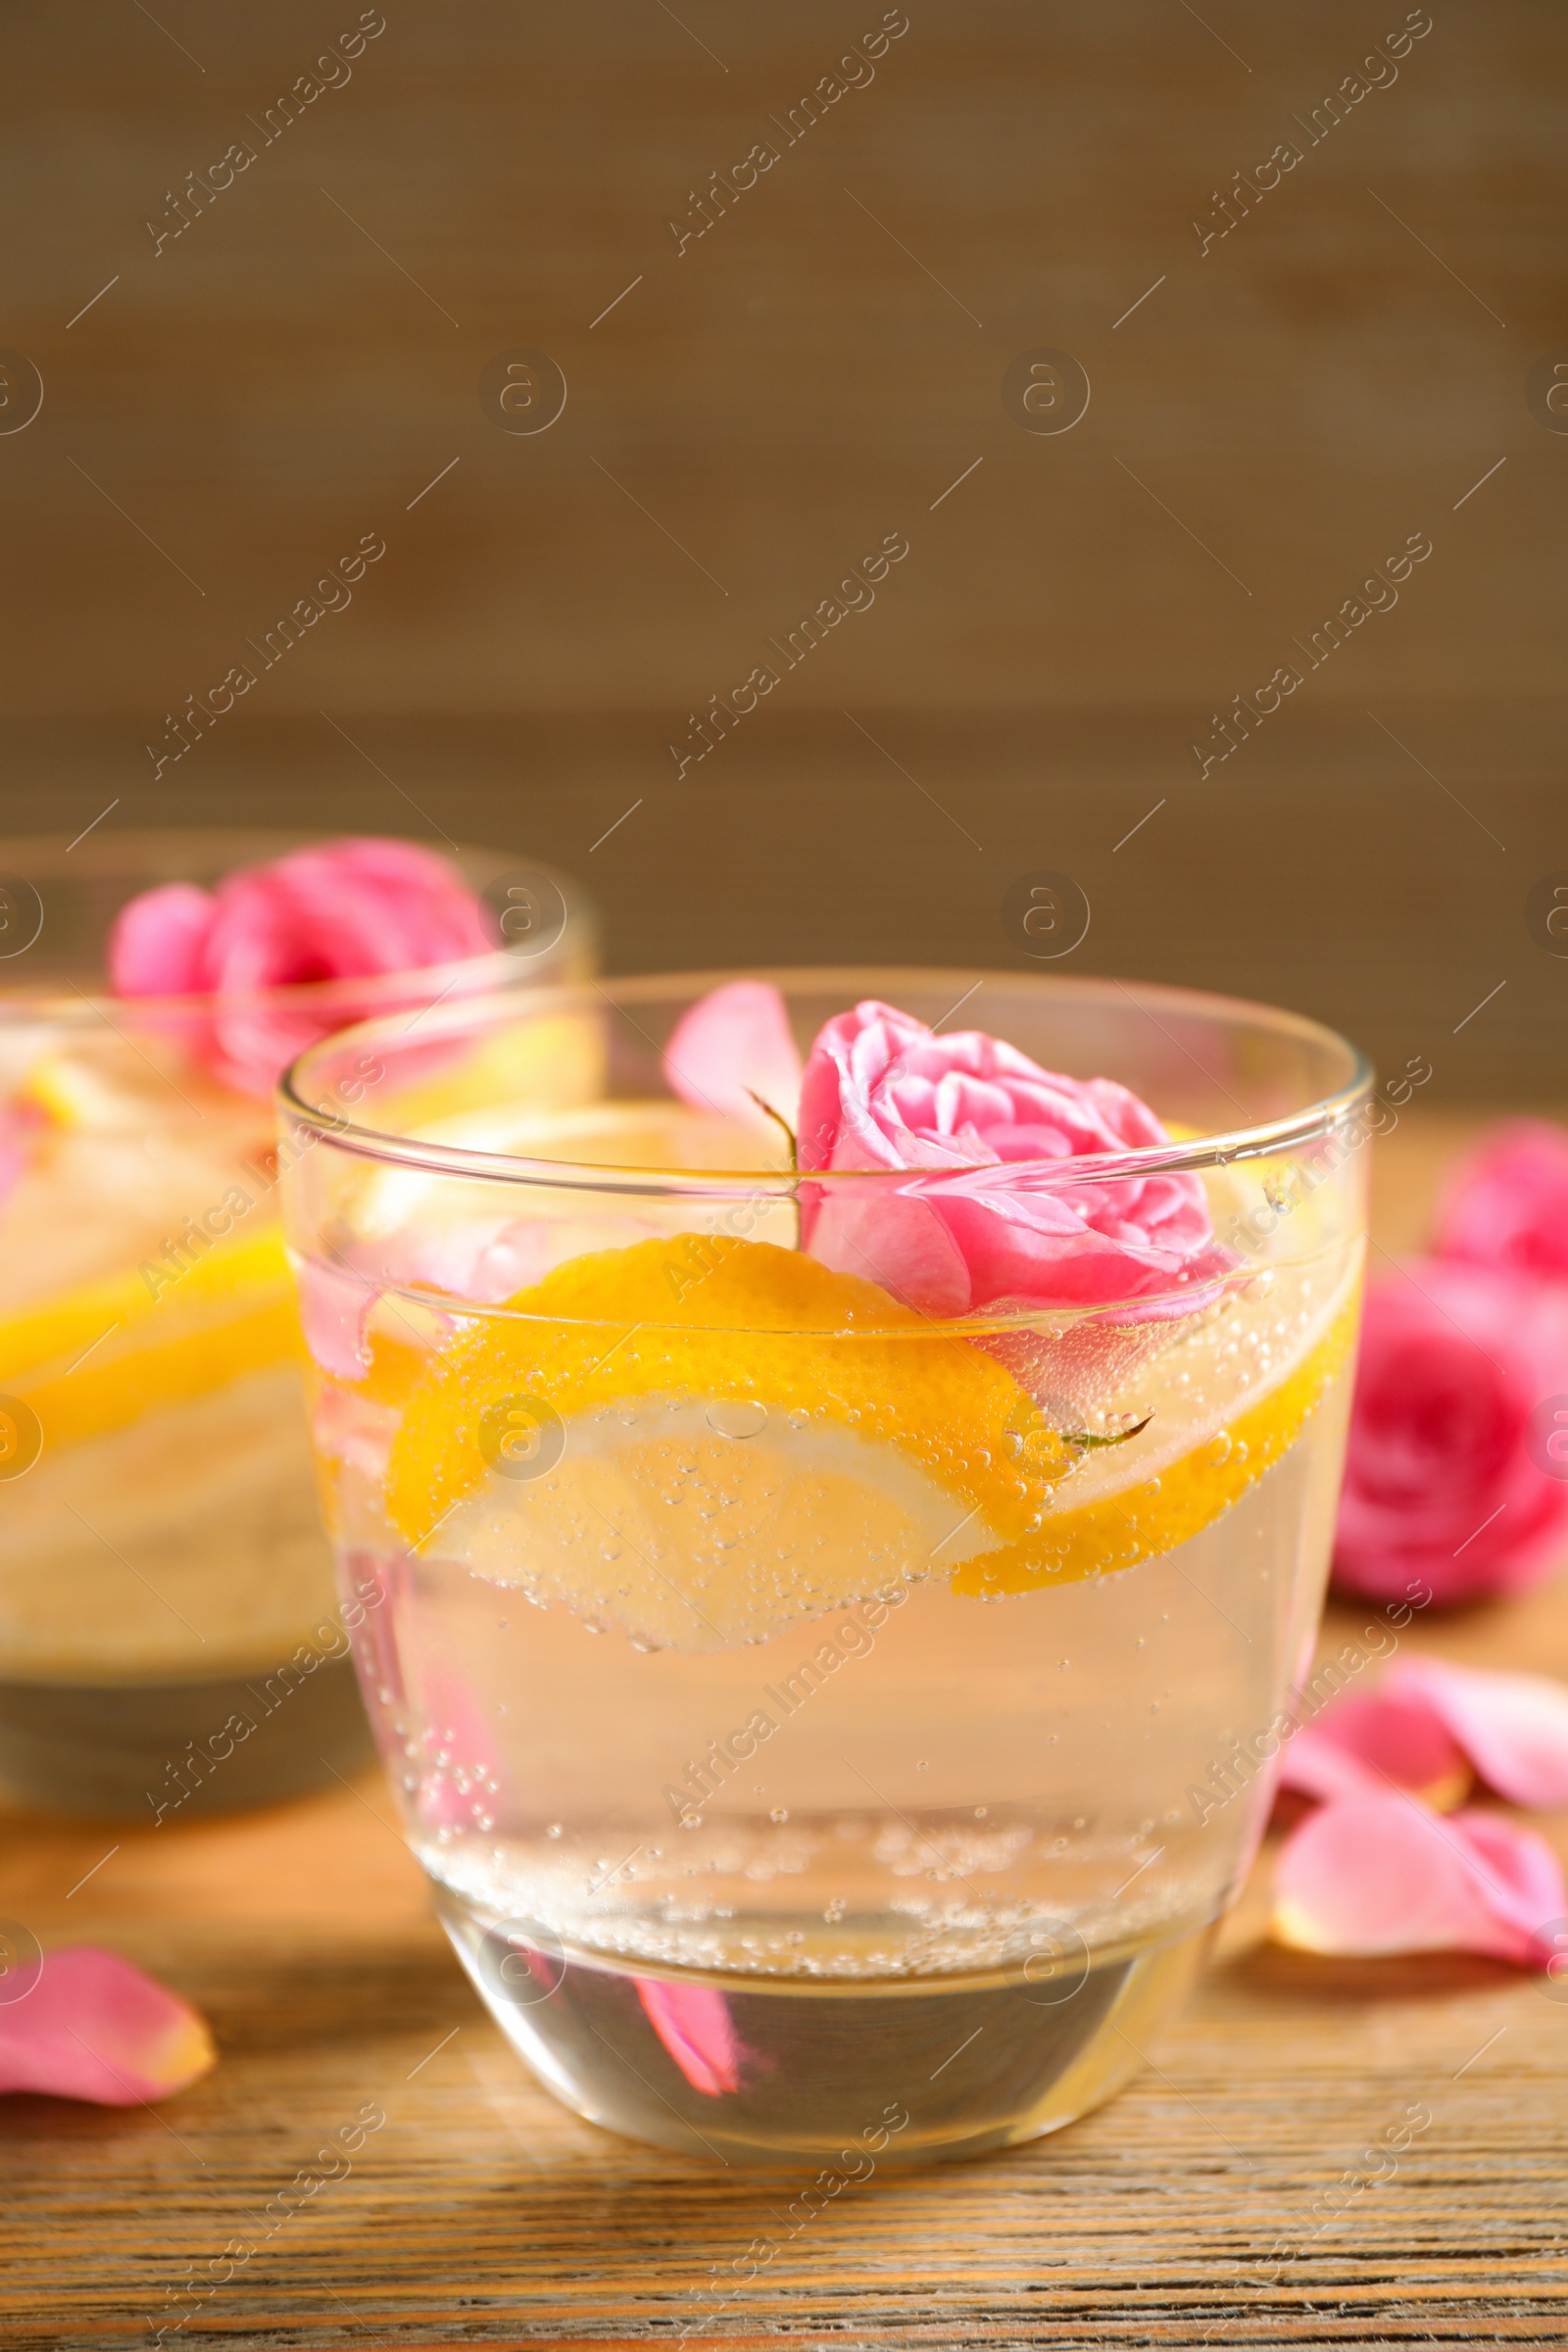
[109,837,492,1097]
[106,881,214,996]
[298,1261,376,1381]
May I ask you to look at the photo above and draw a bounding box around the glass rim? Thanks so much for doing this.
[279,964,1375,1198]
[0,826,574,1022]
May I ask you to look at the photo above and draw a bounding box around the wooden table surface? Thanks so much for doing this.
[7,1110,1568,2350]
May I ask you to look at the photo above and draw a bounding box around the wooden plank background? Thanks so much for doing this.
[0,2,1564,1092]
[7,1119,1568,2348]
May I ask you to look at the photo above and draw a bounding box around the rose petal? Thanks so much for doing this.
[1272,1791,1565,1964]
[633,1978,742,2096]
[663,981,803,1129]
[298,1261,376,1381]
[1384,1655,1568,1811]
[0,1945,216,2104]
[1279,1689,1470,1809]
[799,1185,972,1316]
[106,883,216,997]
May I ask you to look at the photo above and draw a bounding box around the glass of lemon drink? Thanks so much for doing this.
[280,969,1368,2164]
[0,831,585,1817]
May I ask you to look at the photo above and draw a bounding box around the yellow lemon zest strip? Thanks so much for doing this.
[950,1294,1359,1596]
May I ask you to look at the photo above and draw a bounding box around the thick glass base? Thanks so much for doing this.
[0,1655,374,1819]
[439,1893,1208,2166]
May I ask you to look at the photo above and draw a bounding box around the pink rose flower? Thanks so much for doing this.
[109,837,491,1096]
[794,998,1230,1316]
[1333,1260,1568,1608]
[1434,1119,1568,1284]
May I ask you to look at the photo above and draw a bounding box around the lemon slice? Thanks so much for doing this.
[951,1282,1359,1596]
[1,1224,301,1449]
[382,1239,1073,1646]
[379,1236,1359,1649]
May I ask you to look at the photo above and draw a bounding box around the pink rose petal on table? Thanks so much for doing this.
[1333,1260,1568,1607]
[1382,1655,1568,1811]
[1272,1792,1566,1964]
[0,1945,215,2105]
[634,1978,743,2096]
[1279,1689,1471,1809]
[796,999,1232,1317]
[663,980,804,1129]
[1435,1119,1568,1284]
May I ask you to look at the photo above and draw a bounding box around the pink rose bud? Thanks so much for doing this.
[794,998,1231,1317]
[1333,1260,1568,1608]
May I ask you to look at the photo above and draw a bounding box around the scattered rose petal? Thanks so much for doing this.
[663,980,804,1130]
[0,1945,215,2105]
[1280,1689,1470,1810]
[1272,1792,1566,1965]
[1383,1654,1568,1811]
[634,1978,742,2096]
[796,999,1232,1317]
[1435,1119,1568,1285]
[1333,1259,1568,1607]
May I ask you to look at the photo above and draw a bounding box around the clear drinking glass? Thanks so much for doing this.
[0,831,589,1818]
[280,969,1369,2164]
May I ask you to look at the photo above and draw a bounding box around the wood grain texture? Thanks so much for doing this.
[7,1110,1568,2348]
[1,2,1565,1095]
